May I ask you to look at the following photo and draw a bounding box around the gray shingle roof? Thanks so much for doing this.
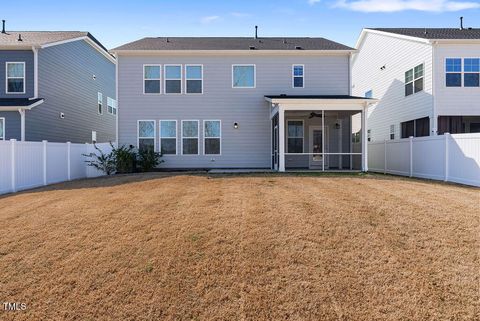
[112,37,354,51]
[371,28,480,40]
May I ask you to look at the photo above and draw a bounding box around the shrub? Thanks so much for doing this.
[83,143,116,175]
[114,144,136,173]
[137,146,163,172]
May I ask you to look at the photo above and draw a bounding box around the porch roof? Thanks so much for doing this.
[265,95,377,104]
[0,98,44,111]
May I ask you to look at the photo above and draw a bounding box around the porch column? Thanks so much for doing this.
[278,105,285,172]
[361,106,368,172]
[18,109,26,141]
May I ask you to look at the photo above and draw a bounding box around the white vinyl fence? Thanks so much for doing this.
[368,133,480,187]
[0,140,114,195]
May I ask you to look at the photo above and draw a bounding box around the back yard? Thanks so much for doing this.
[0,173,478,320]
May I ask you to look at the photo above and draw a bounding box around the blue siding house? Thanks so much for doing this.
[0,21,116,143]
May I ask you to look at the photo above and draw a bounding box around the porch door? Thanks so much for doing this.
[309,126,326,169]
[272,115,279,170]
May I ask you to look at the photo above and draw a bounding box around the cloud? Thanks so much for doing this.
[230,12,252,18]
[308,0,321,4]
[334,0,480,12]
[200,15,220,24]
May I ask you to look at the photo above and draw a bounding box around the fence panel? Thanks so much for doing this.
[412,136,445,181]
[70,144,87,180]
[386,140,410,176]
[46,142,69,184]
[0,141,13,194]
[448,134,480,186]
[368,142,385,172]
[15,141,44,191]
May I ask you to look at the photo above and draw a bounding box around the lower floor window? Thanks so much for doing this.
[182,120,199,155]
[438,116,480,134]
[401,117,429,138]
[204,120,221,155]
[138,120,155,150]
[0,118,4,140]
[160,120,177,155]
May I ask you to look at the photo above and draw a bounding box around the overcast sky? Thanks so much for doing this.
[3,0,479,49]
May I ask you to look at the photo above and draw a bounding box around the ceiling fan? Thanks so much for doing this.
[309,112,322,119]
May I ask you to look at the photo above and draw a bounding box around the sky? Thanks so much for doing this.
[2,0,480,49]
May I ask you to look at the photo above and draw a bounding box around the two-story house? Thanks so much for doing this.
[352,27,480,141]
[112,36,375,171]
[0,20,116,143]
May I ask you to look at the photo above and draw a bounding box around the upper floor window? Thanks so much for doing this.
[160,120,177,155]
[405,63,424,96]
[144,65,161,94]
[0,117,4,140]
[138,120,156,151]
[107,97,117,115]
[292,65,304,88]
[365,90,373,98]
[165,65,182,94]
[185,65,203,94]
[97,92,103,114]
[464,58,479,87]
[6,62,25,94]
[446,58,462,87]
[232,65,255,88]
[287,120,304,153]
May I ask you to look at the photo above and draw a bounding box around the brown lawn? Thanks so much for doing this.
[0,173,478,321]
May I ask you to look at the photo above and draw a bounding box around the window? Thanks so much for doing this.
[97,92,103,114]
[438,116,480,134]
[144,65,161,94]
[401,117,430,138]
[6,62,25,94]
[160,120,177,155]
[204,120,221,155]
[446,58,462,87]
[390,125,395,140]
[287,120,304,153]
[91,131,97,143]
[138,120,155,151]
[165,65,182,94]
[107,97,117,115]
[365,90,373,98]
[232,65,255,88]
[464,58,480,87]
[367,129,371,142]
[185,65,203,94]
[0,118,4,140]
[405,63,424,96]
[182,120,199,155]
[292,65,304,88]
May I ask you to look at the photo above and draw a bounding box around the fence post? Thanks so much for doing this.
[43,140,47,186]
[409,136,413,177]
[67,142,71,181]
[384,140,387,174]
[10,139,16,193]
[444,133,449,182]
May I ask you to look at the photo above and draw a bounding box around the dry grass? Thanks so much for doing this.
[0,173,478,321]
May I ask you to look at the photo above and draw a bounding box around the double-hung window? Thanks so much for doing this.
[0,118,4,140]
[204,120,221,155]
[97,93,103,114]
[232,65,255,88]
[390,125,395,140]
[464,58,480,87]
[165,65,182,94]
[292,65,304,88]
[185,65,203,94]
[6,62,25,94]
[160,120,177,155]
[107,97,117,115]
[182,120,199,155]
[446,58,462,87]
[365,90,373,98]
[405,63,424,96]
[144,65,161,94]
[138,120,156,151]
[287,120,304,153]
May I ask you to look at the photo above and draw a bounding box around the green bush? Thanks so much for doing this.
[114,145,136,173]
[83,143,116,175]
[137,146,163,172]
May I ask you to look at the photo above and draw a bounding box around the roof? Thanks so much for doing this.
[370,28,480,40]
[265,95,374,100]
[0,98,44,110]
[112,37,354,51]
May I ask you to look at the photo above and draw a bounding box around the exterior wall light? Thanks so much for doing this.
[233,122,239,129]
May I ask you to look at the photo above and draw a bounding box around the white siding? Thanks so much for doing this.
[352,32,434,141]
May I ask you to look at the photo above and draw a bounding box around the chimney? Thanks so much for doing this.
[460,17,464,30]
[17,33,22,42]
[255,25,258,39]
[2,20,5,34]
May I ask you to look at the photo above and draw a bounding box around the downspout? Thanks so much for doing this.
[115,53,119,147]
[431,41,437,135]
[32,46,39,99]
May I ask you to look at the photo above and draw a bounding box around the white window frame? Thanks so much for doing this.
[6,62,26,94]
[97,92,103,115]
[405,63,424,97]
[137,120,156,151]
[286,119,304,153]
[445,58,463,87]
[181,120,199,155]
[203,120,221,156]
[164,64,183,95]
[159,120,178,156]
[463,57,480,88]
[0,117,5,140]
[232,64,256,88]
[185,64,203,95]
[292,64,305,88]
[390,125,395,140]
[143,64,161,95]
[107,97,116,115]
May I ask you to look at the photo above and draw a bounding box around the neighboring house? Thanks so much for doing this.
[112,36,375,171]
[352,27,480,142]
[0,21,116,143]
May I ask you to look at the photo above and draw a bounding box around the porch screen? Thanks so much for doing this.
[287,121,303,153]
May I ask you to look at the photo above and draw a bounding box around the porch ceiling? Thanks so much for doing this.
[265,95,378,107]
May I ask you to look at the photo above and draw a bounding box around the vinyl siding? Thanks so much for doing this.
[0,50,34,98]
[352,32,434,141]
[25,40,116,143]
[0,111,21,140]
[118,54,350,168]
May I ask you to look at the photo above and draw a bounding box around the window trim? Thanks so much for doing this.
[143,64,161,95]
[137,119,156,151]
[292,64,305,88]
[164,64,183,95]
[445,57,463,87]
[0,117,5,140]
[389,124,395,140]
[286,119,304,153]
[232,64,256,89]
[185,64,204,95]
[203,120,221,156]
[6,62,26,94]
[107,97,116,115]
[404,63,424,97]
[159,120,178,156]
[181,120,200,155]
[97,92,103,115]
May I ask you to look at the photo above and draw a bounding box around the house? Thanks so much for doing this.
[0,20,116,143]
[112,34,376,171]
[352,26,480,142]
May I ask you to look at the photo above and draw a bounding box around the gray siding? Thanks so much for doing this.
[118,54,350,168]
[25,40,116,143]
[0,50,34,98]
[0,111,21,140]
